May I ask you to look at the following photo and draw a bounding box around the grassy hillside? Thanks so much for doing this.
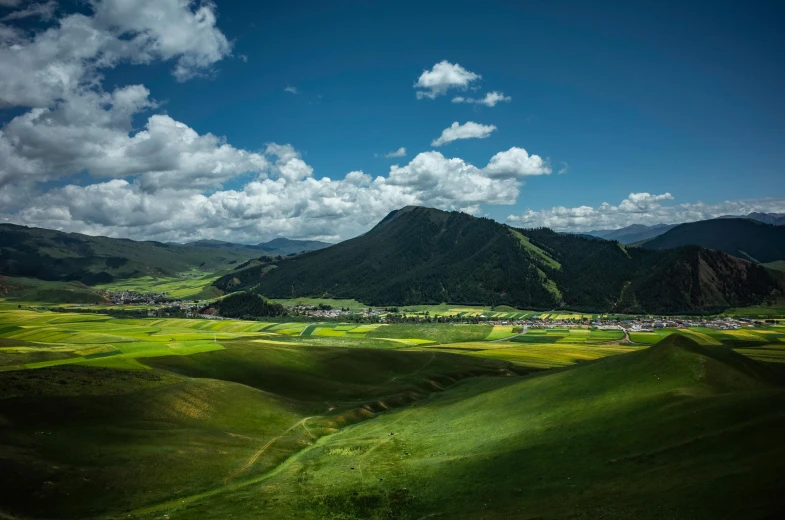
[232,206,782,313]
[642,218,785,263]
[2,307,785,518]
[0,223,257,285]
[0,338,513,519]
[0,276,107,303]
[146,334,785,520]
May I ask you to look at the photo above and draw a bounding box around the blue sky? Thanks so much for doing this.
[0,0,783,241]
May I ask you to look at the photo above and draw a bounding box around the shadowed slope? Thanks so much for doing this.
[165,334,785,520]
[642,218,785,263]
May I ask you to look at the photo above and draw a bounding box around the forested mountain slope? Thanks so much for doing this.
[0,224,257,285]
[220,206,782,313]
[642,218,785,263]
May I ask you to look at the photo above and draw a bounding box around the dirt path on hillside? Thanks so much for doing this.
[389,351,436,383]
[224,416,319,483]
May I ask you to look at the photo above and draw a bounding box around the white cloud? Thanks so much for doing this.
[483,147,551,179]
[2,146,542,242]
[0,0,231,108]
[1,1,56,21]
[0,4,557,243]
[284,85,298,94]
[0,85,269,191]
[506,193,785,232]
[414,60,480,100]
[431,121,497,147]
[0,1,254,193]
[384,147,406,158]
[91,0,232,82]
[451,91,511,107]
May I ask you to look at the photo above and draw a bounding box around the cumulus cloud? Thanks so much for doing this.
[284,85,298,94]
[0,0,231,108]
[0,5,557,243]
[431,121,497,147]
[0,1,254,192]
[483,147,551,179]
[414,60,480,100]
[384,147,406,158]
[3,146,543,242]
[452,91,511,107]
[506,193,785,232]
[0,85,268,190]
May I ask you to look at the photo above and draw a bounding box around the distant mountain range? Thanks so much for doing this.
[585,212,785,244]
[0,224,291,285]
[185,237,331,256]
[720,212,785,226]
[640,218,785,264]
[585,223,677,244]
[219,206,783,314]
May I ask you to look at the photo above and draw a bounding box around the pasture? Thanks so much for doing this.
[3,309,785,373]
[94,269,222,299]
[1,306,785,519]
[123,335,785,520]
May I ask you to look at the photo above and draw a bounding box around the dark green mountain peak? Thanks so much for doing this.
[219,205,782,313]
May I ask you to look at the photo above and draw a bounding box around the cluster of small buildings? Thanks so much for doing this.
[107,290,170,305]
[290,305,383,319]
[484,315,760,331]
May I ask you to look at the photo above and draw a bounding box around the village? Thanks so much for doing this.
[98,290,769,329]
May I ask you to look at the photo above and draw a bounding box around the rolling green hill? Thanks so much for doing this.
[131,334,785,520]
[0,275,107,303]
[641,218,785,263]
[221,206,783,313]
[0,341,513,519]
[0,224,259,285]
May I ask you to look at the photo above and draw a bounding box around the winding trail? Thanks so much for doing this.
[389,351,436,383]
[223,415,319,484]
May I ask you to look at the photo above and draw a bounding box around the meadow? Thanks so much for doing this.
[94,269,225,299]
[1,306,785,519]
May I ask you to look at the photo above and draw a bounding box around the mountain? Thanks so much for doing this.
[641,218,785,263]
[0,224,259,285]
[185,237,331,256]
[217,206,782,313]
[257,237,332,255]
[585,223,676,244]
[720,212,785,226]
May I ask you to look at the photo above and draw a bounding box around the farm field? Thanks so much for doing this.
[94,269,223,299]
[3,308,785,372]
[1,308,785,519]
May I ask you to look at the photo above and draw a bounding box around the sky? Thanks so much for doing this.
[0,0,783,243]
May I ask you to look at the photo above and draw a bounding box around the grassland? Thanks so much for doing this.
[0,276,107,303]
[2,307,785,519]
[124,335,785,520]
[94,269,224,299]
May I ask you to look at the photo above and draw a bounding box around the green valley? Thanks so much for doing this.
[1,304,785,519]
